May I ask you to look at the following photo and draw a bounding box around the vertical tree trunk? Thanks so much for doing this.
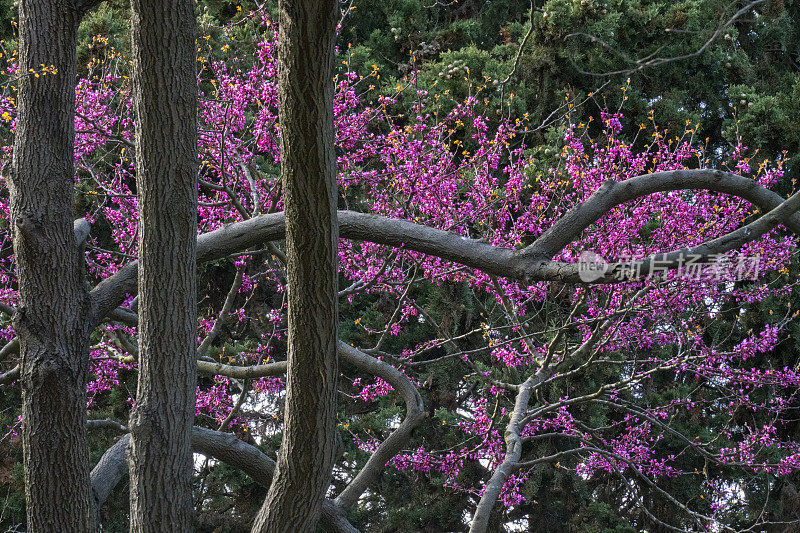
[8,1,94,530]
[126,0,198,531]
[251,1,340,531]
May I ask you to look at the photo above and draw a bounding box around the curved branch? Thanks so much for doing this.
[0,363,19,385]
[0,169,793,389]
[90,428,359,533]
[524,169,800,260]
[524,184,800,283]
[334,341,425,509]
[89,209,517,319]
[90,169,800,320]
[121,332,423,509]
[197,340,425,510]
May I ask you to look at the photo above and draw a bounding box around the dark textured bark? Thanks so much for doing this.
[251,1,340,531]
[9,1,94,530]
[126,0,198,531]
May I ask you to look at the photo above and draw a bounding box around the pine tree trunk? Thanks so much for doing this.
[126,0,198,531]
[251,1,340,531]
[8,1,94,530]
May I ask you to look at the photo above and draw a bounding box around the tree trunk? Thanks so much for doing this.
[251,1,340,531]
[8,0,95,530]
[126,0,198,531]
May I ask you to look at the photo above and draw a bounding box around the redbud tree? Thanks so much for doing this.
[1,10,800,532]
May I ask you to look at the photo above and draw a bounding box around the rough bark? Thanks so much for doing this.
[251,1,340,531]
[126,0,198,531]
[8,1,94,530]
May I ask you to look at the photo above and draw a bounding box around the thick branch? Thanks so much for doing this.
[334,342,425,509]
[90,428,359,533]
[90,210,515,319]
[525,184,800,283]
[469,368,554,533]
[197,359,286,379]
[525,169,800,260]
[90,169,800,320]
